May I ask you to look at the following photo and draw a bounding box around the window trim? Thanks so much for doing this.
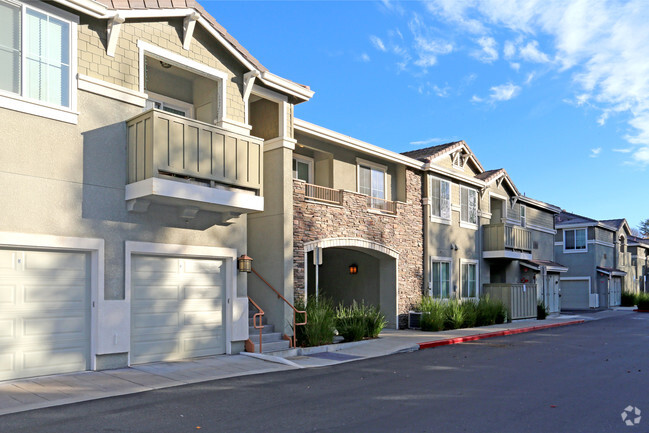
[138,40,228,124]
[459,185,478,229]
[292,154,314,183]
[430,175,452,224]
[520,204,526,227]
[563,228,588,253]
[146,91,194,118]
[356,157,387,200]
[0,0,78,123]
[429,256,452,299]
[460,259,479,299]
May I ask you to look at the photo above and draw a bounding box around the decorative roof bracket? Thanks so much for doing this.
[106,14,125,57]
[183,12,200,50]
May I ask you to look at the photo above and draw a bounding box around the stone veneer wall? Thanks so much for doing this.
[293,169,424,327]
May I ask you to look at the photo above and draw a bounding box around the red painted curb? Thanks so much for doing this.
[418,320,586,350]
[633,309,649,313]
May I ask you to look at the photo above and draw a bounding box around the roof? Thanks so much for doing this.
[596,266,627,277]
[520,260,569,273]
[628,235,649,247]
[401,142,464,162]
[555,211,599,226]
[600,219,626,230]
[474,168,504,183]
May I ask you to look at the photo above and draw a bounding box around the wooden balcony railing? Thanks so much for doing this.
[483,223,532,252]
[367,196,397,214]
[304,183,343,205]
[483,283,537,320]
[126,109,263,192]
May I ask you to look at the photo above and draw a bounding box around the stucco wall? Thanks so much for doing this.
[292,169,424,327]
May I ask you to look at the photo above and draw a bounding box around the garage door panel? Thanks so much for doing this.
[0,284,17,304]
[561,280,589,309]
[0,249,90,381]
[131,256,226,364]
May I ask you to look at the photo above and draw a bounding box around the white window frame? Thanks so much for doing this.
[138,40,227,123]
[356,157,388,199]
[146,90,194,118]
[460,259,479,299]
[452,152,465,170]
[429,256,452,299]
[292,154,314,183]
[488,192,508,223]
[0,0,78,123]
[563,228,588,253]
[460,185,478,229]
[520,204,526,227]
[430,176,452,224]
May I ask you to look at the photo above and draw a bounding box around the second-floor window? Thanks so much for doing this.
[358,161,385,200]
[564,228,587,251]
[0,1,72,108]
[520,205,526,227]
[292,155,313,183]
[460,186,478,226]
[431,177,451,221]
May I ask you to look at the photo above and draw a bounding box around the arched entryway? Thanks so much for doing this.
[303,238,399,328]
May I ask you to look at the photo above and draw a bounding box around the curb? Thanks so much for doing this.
[418,320,585,350]
[633,309,649,313]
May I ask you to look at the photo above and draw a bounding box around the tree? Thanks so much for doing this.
[639,219,649,238]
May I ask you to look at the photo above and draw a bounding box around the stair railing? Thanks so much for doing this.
[247,296,265,353]
[251,267,307,348]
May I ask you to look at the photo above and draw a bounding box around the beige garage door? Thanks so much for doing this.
[0,249,90,381]
[561,279,590,310]
[131,256,226,364]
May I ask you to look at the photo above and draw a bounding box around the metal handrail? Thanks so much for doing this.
[248,296,265,353]
[251,267,307,348]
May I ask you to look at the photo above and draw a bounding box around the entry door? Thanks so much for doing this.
[131,256,227,364]
[545,274,560,313]
[609,278,621,307]
[0,249,90,381]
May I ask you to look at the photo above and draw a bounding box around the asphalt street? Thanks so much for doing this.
[2,313,648,433]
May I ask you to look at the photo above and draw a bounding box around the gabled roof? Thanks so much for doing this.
[600,218,632,235]
[628,235,649,248]
[402,140,486,173]
[475,168,520,197]
[596,266,627,277]
[555,211,625,232]
[55,0,314,102]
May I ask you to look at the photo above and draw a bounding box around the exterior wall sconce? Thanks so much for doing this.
[238,254,253,273]
[349,264,358,275]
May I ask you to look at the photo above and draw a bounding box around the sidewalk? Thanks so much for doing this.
[0,310,627,416]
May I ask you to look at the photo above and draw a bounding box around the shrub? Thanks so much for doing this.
[461,300,478,328]
[637,292,649,310]
[444,299,465,329]
[363,304,387,338]
[418,297,446,331]
[621,291,638,307]
[295,296,336,347]
[476,295,508,326]
[537,301,548,320]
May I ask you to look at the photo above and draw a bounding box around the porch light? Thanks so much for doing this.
[349,264,358,275]
[160,61,172,69]
[238,254,253,273]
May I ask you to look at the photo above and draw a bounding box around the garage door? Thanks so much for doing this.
[131,256,226,364]
[560,279,590,310]
[0,249,90,381]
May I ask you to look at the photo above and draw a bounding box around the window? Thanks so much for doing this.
[0,1,72,108]
[452,152,465,169]
[520,205,526,227]
[431,177,451,221]
[564,228,587,252]
[358,160,386,200]
[430,260,451,299]
[292,155,313,183]
[146,91,194,118]
[461,262,478,298]
[460,186,478,226]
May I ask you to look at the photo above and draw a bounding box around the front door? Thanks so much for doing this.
[545,274,560,313]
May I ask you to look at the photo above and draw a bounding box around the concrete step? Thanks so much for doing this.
[258,340,291,353]
[249,324,275,335]
[248,332,283,344]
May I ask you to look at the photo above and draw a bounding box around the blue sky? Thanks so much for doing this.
[206,0,648,230]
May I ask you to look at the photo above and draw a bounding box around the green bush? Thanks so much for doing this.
[637,292,649,310]
[295,296,336,347]
[476,295,508,326]
[461,300,478,328]
[363,304,387,338]
[418,297,446,331]
[537,301,548,320]
[335,302,367,342]
[444,299,465,329]
[621,291,638,307]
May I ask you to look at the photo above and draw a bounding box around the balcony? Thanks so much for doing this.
[483,223,532,260]
[301,182,397,215]
[125,109,263,218]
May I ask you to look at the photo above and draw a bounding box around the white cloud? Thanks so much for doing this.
[613,147,633,153]
[433,84,450,97]
[590,147,602,158]
[471,95,484,103]
[524,72,535,84]
[410,137,446,146]
[633,146,649,164]
[510,62,521,71]
[472,36,499,63]
[370,35,386,52]
[359,53,371,62]
[489,83,521,101]
[504,40,516,59]
[519,40,550,63]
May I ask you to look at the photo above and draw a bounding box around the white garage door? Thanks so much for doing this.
[0,249,90,381]
[561,279,590,310]
[131,256,226,364]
